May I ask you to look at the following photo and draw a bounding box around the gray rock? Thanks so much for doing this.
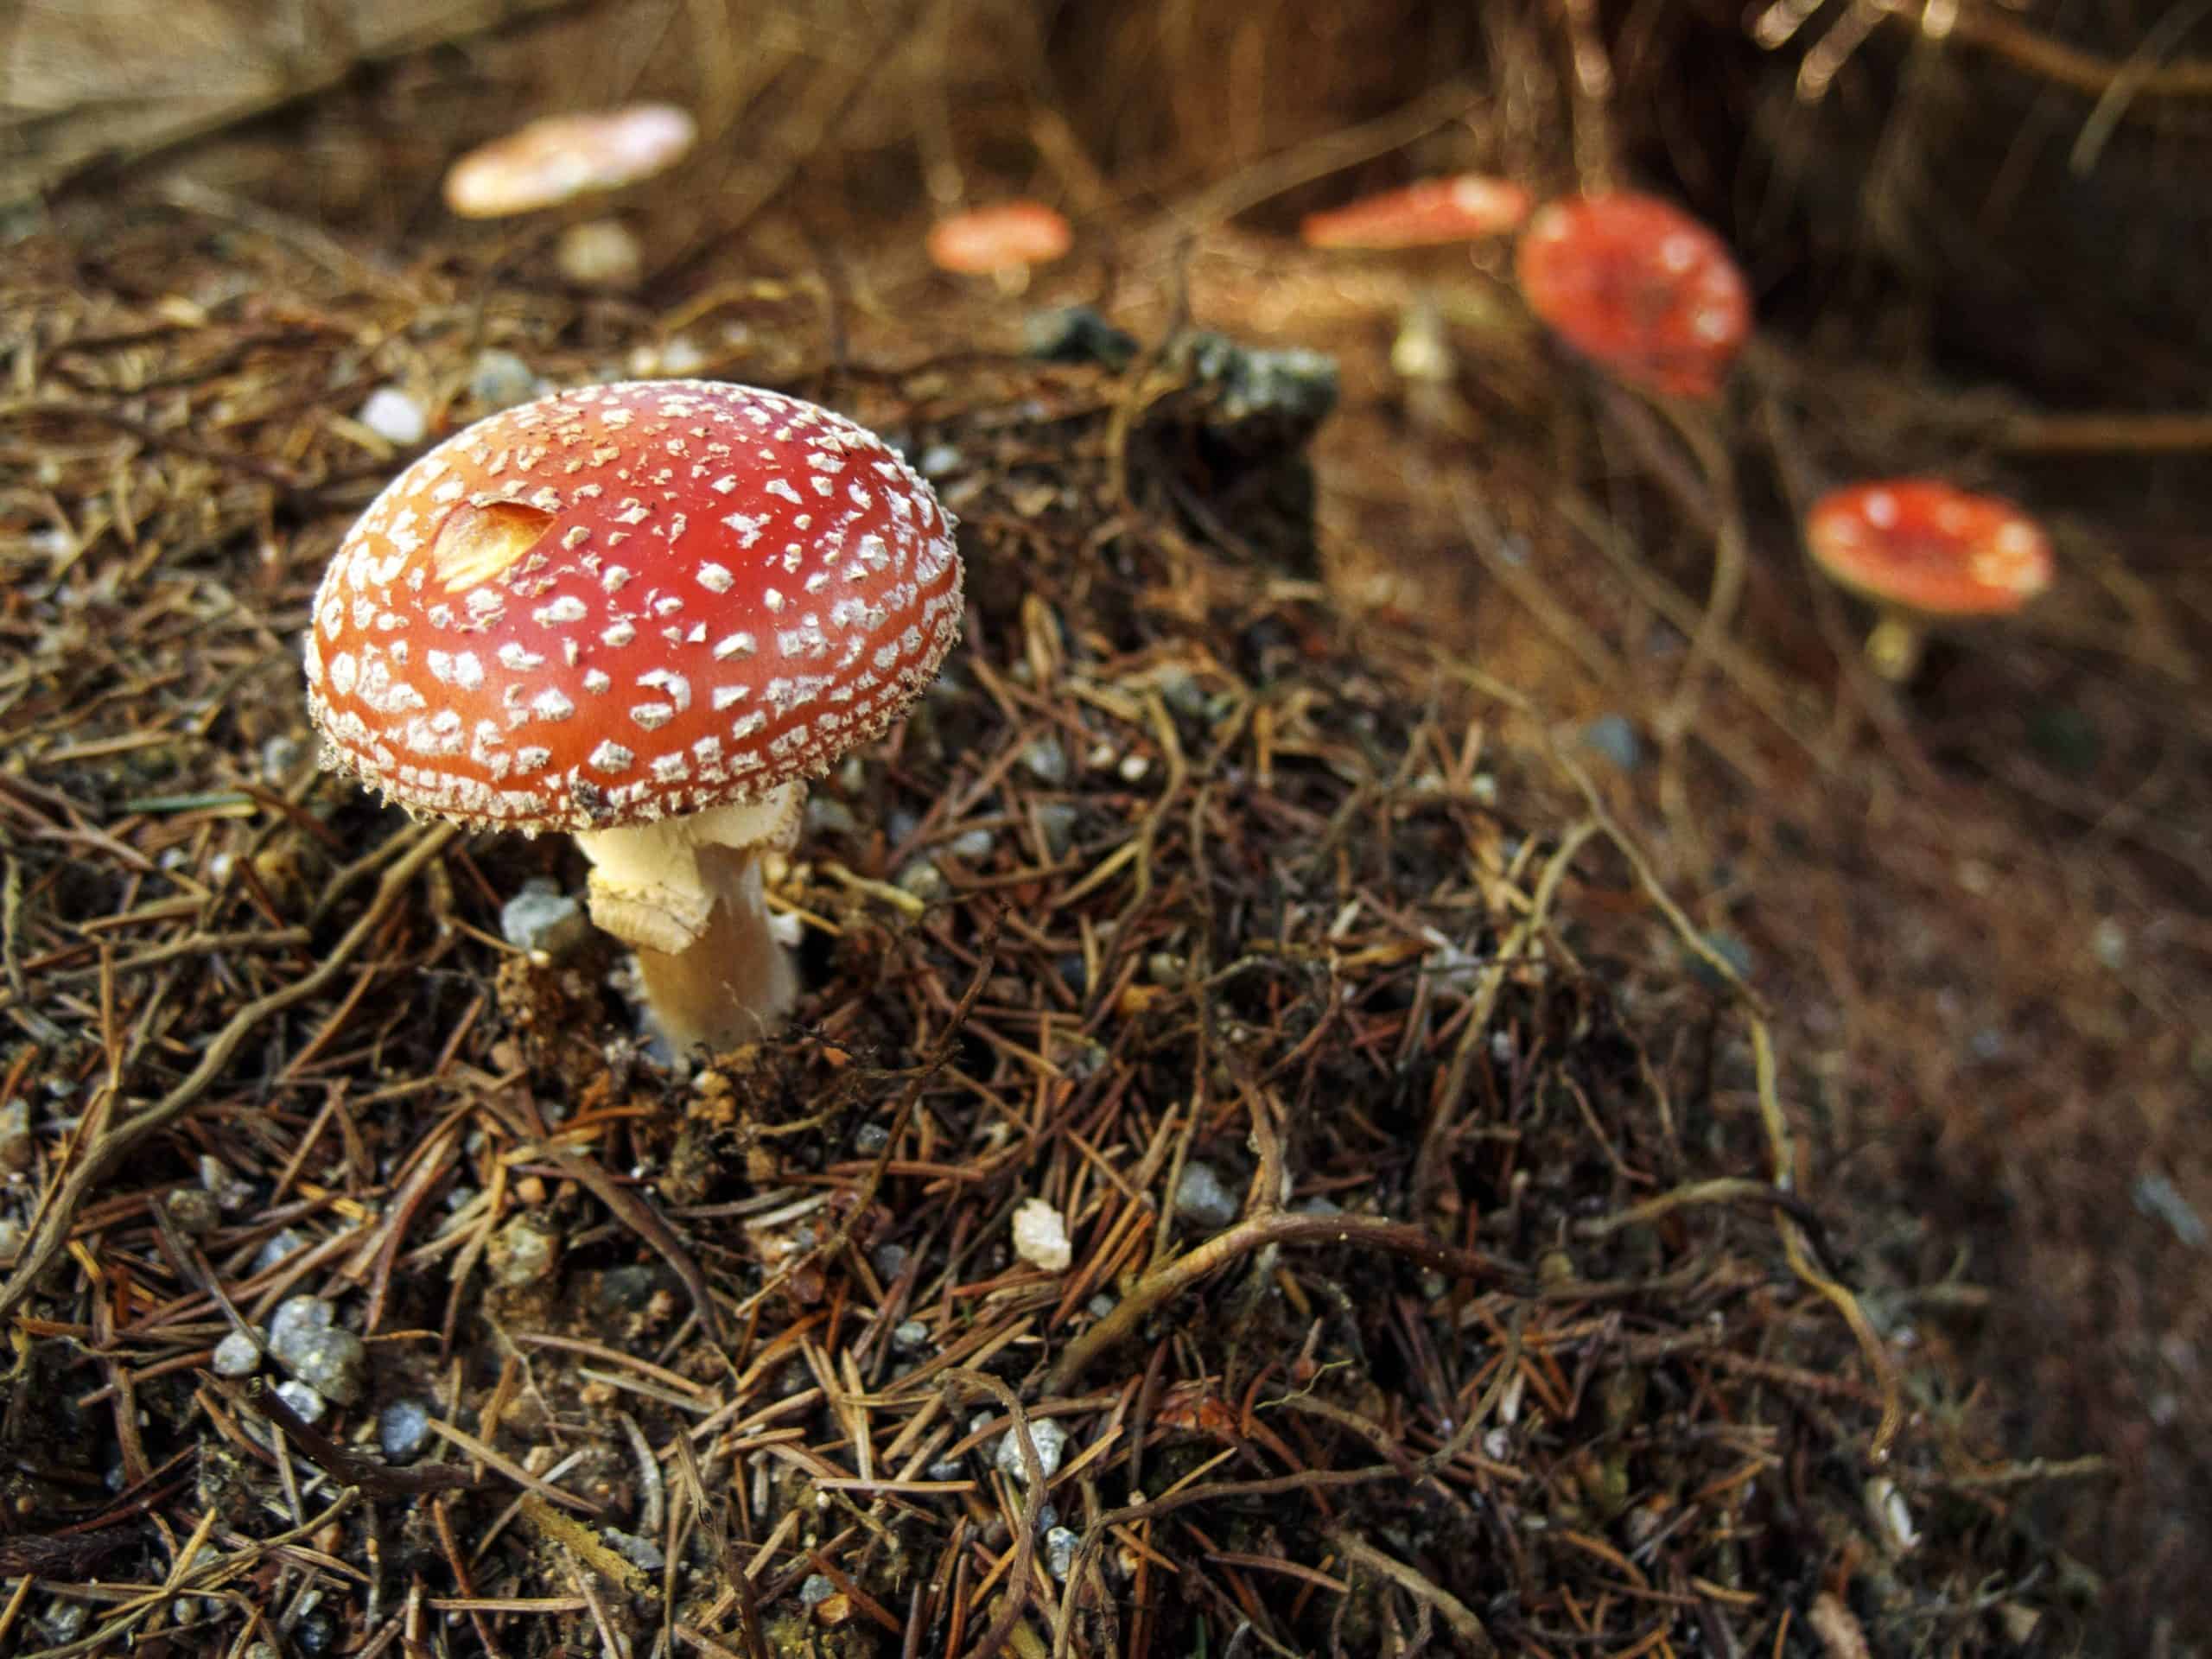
[285,1327,368,1406]
[253,1229,307,1273]
[499,878,590,957]
[212,1332,261,1377]
[995,1418,1069,1484]
[276,1380,327,1423]
[1173,1161,1239,1230]
[467,349,538,411]
[378,1400,432,1462]
[799,1573,836,1606]
[1045,1525,1079,1580]
[1581,713,1643,772]
[893,1319,931,1353]
[163,1187,220,1236]
[267,1296,334,1364]
[488,1215,562,1287]
[1020,736,1069,785]
[604,1529,666,1573]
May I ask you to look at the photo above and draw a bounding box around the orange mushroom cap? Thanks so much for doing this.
[1805,480,2053,617]
[1514,193,1751,399]
[925,201,1072,275]
[1300,174,1533,250]
[443,104,697,219]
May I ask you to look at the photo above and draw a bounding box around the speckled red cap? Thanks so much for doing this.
[1805,479,2052,616]
[1514,193,1751,399]
[304,380,963,831]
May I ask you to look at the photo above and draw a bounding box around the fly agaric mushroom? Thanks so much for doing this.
[925,201,1072,295]
[443,104,697,219]
[1300,174,1532,250]
[303,380,963,1052]
[1514,193,1751,399]
[1804,479,2052,682]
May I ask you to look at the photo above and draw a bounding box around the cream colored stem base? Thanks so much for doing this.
[1865,614,1926,683]
[633,846,797,1052]
[573,783,804,1052]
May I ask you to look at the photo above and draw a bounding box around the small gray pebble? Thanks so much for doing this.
[894,861,946,901]
[487,1215,562,1287]
[893,1319,931,1352]
[603,1529,667,1573]
[41,1601,89,1642]
[855,1122,892,1154]
[947,828,995,860]
[918,443,963,478]
[253,1229,307,1273]
[995,1419,1069,1484]
[1173,1161,1238,1230]
[467,349,538,410]
[1045,1525,1079,1580]
[212,1332,261,1377]
[871,1242,907,1281]
[267,1296,334,1365]
[163,1187,220,1236]
[1020,737,1069,785]
[285,1328,368,1406]
[1033,804,1078,855]
[1086,1294,1116,1319]
[276,1380,327,1423]
[799,1573,836,1606]
[1581,713,1643,772]
[379,1400,432,1462]
[499,878,590,957]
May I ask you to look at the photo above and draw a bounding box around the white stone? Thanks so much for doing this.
[1011,1198,1071,1273]
[359,387,427,446]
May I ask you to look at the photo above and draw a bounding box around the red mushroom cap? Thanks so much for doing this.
[1300,174,1533,250]
[1804,479,2053,616]
[925,202,1073,274]
[1514,193,1751,398]
[443,104,697,219]
[304,380,963,831]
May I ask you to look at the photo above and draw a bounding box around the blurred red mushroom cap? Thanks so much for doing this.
[1805,480,2053,616]
[443,104,697,219]
[1300,174,1533,250]
[1514,193,1751,398]
[925,201,1073,275]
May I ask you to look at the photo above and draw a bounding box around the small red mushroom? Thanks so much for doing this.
[925,201,1072,295]
[443,104,697,219]
[304,380,964,1051]
[1300,174,1533,250]
[1514,193,1751,399]
[1804,479,2052,681]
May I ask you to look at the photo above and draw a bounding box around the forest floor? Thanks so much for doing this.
[2,15,2208,1656]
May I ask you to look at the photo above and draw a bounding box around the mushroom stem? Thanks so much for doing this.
[1864,613,1926,683]
[632,844,798,1051]
[573,783,804,1050]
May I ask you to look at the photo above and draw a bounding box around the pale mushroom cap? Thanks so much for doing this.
[1300,174,1534,250]
[925,201,1073,274]
[443,104,698,218]
[1514,192,1751,399]
[1805,479,2053,616]
[304,380,964,832]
